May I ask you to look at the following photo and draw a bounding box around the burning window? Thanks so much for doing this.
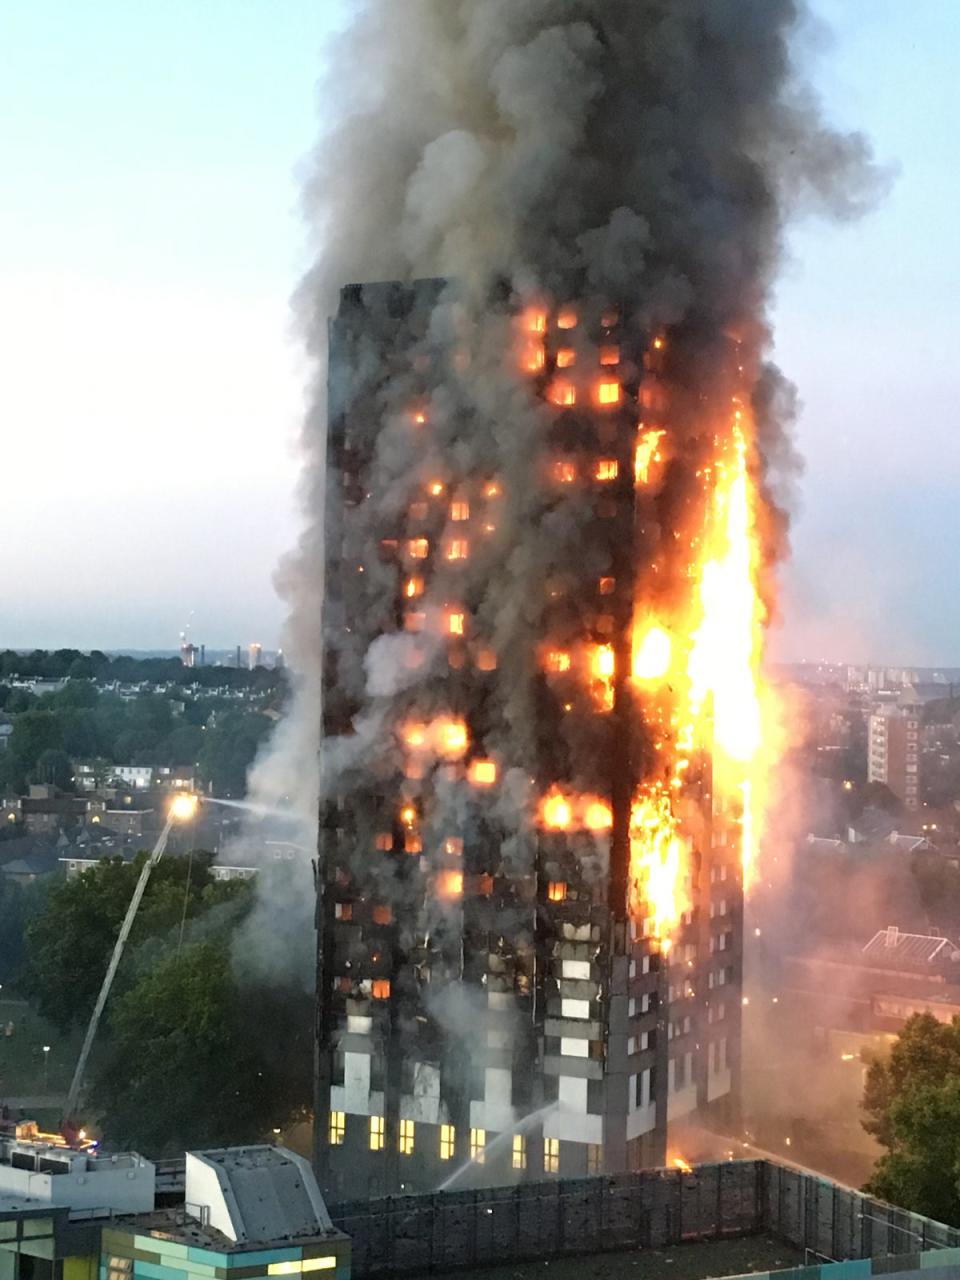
[595,459,619,481]
[548,380,576,407]
[375,832,393,851]
[585,802,613,832]
[438,720,468,756]
[542,793,573,830]
[477,873,494,896]
[407,538,429,560]
[597,380,621,406]
[438,869,464,898]
[404,576,424,599]
[369,1116,385,1150]
[400,805,417,826]
[547,881,568,903]
[450,501,470,522]
[552,460,577,484]
[404,832,422,854]
[371,979,391,1000]
[428,480,444,496]
[372,904,393,925]
[335,903,353,922]
[557,308,578,330]
[556,348,576,369]
[544,1138,560,1173]
[477,648,498,671]
[599,576,615,595]
[399,1119,415,1155]
[470,1129,486,1164]
[329,1111,346,1146]
[445,836,463,856]
[525,308,547,334]
[447,611,465,636]
[600,346,620,366]
[512,1135,527,1170]
[634,429,665,485]
[440,1124,456,1160]
[446,538,469,561]
[545,649,572,674]
[469,759,497,787]
[523,341,546,373]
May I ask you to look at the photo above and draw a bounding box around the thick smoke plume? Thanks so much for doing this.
[235,1,884,994]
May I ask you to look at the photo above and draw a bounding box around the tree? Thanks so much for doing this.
[199,711,272,796]
[91,942,312,1154]
[33,748,74,791]
[863,1014,960,1223]
[21,853,250,1031]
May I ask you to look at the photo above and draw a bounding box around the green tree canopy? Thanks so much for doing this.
[21,853,250,1032]
[91,942,311,1154]
[863,1013,960,1224]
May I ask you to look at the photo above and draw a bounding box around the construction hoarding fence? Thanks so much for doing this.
[329,1160,960,1279]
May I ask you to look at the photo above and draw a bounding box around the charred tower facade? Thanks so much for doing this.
[314,278,744,1200]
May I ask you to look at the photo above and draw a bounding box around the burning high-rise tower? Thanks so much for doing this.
[286,0,882,1204]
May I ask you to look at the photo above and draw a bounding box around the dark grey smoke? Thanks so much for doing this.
[236,1,886,985]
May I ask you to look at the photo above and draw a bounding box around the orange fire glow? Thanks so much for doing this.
[634,428,665,486]
[632,625,672,683]
[597,380,621,406]
[469,759,497,787]
[590,644,615,712]
[556,348,576,369]
[549,380,577,407]
[438,869,464,898]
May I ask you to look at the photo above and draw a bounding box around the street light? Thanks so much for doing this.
[42,1046,50,1090]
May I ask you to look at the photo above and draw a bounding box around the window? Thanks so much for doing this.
[447,538,469,561]
[549,381,577,407]
[399,1119,415,1155]
[597,380,621,406]
[557,309,578,330]
[470,1128,486,1164]
[450,501,470,522]
[547,881,568,903]
[595,459,619,481]
[512,1135,527,1170]
[556,348,576,368]
[371,979,391,1000]
[369,1116,385,1151]
[329,1111,345,1146]
[407,538,429,559]
[587,1143,603,1174]
[544,1138,560,1173]
[440,1124,456,1160]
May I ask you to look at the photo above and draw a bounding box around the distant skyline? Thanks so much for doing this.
[0,2,957,663]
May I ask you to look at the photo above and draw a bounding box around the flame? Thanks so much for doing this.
[470,759,497,786]
[632,625,672,683]
[557,308,578,330]
[537,790,614,833]
[549,380,577,407]
[597,380,621,406]
[634,428,665,486]
[672,1155,693,1174]
[542,791,573,830]
[629,783,690,943]
[686,413,768,888]
[590,644,615,712]
[438,869,464,899]
[556,348,576,369]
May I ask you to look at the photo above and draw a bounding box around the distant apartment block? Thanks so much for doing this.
[868,709,921,810]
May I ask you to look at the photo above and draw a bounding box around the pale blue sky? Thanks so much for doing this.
[0,2,956,663]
